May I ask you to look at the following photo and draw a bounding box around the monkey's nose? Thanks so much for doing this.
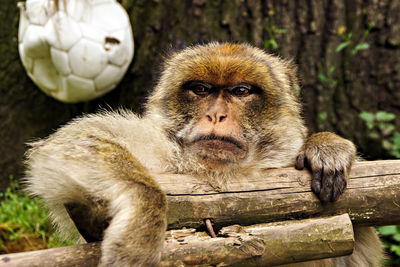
[205,95,229,124]
[206,112,227,124]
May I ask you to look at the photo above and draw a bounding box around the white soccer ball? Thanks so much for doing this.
[18,0,134,103]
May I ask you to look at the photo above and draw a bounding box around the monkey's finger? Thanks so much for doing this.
[318,169,335,203]
[331,170,347,202]
[295,152,305,170]
[311,168,322,194]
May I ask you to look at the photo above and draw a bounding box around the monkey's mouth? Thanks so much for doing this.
[187,134,247,164]
[193,135,244,151]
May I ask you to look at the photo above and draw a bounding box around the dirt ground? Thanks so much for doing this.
[0,228,47,254]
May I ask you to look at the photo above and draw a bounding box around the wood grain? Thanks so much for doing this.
[159,160,400,229]
[0,214,354,267]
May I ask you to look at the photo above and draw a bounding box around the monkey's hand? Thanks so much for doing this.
[295,132,356,203]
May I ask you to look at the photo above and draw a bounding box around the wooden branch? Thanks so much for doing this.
[1,160,398,266]
[160,160,400,229]
[161,214,354,267]
[0,243,100,267]
[0,214,354,267]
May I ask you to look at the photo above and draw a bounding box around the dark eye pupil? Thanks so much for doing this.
[194,86,206,93]
[184,81,213,96]
[191,85,210,96]
[233,87,249,96]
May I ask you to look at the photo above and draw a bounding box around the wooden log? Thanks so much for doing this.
[160,160,400,229]
[2,160,398,266]
[161,214,354,266]
[0,214,354,267]
[0,242,100,267]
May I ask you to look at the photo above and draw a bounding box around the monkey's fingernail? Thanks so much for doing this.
[318,190,331,203]
[311,169,322,193]
[311,181,321,194]
[205,219,217,238]
[295,153,305,170]
[332,191,340,202]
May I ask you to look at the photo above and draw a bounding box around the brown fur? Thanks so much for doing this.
[25,43,383,266]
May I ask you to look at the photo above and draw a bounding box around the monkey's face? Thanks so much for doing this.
[147,43,306,170]
[175,80,265,165]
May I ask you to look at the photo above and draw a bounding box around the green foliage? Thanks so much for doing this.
[378,225,400,265]
[359,111,400,158]
[389,132,400,158]
[0,176,75,252]
[336,30,371,56]
[317,65,337,87]
[353,42,370,54]
[318,17,376,87]
[264,9,287,53]
[317,111,328,126]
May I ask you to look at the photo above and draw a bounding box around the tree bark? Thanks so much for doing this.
[0,214,354,267]
[1,0,399,190]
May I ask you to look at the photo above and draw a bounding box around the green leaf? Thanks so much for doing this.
[378,123,395,136]
[366,121,374,130]
[347,33,353,39]
[393,234,400,242]
[382,139,393,150]
[390,244,400,256]
[368,131,379,139]
[318,73,328,83]
[354,42,370,52]
[392,132,400,147]
[264,41,270,50]
[276,28,288,34]
[336,41,351,52]
[390,150,400,159]
[317,112,328,124]
[359,112,375,123]
[390,132,400,158]
[378,123,395,132]
[376,111,395,122]
[270,39,278,50]
[378,225,398,235]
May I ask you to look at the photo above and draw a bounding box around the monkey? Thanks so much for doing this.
[25,42,383,266]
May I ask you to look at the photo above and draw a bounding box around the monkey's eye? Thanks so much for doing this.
[231,85,251,97]
[191,84,211,96]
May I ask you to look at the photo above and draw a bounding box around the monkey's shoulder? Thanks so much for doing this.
[28,111,173,173]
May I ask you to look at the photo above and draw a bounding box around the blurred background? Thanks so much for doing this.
[0,0,399,264]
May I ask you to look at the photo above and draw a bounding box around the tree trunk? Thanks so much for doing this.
[1,0,399,190]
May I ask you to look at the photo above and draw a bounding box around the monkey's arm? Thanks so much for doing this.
[26,117,167,267]
[295,132,356,203]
